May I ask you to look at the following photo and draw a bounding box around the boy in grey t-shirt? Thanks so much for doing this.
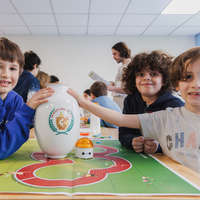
[139,107,200,172]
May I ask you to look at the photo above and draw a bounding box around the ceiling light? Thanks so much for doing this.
[162,0,200,14]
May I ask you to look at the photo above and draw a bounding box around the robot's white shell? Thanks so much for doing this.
[76,147,93,159]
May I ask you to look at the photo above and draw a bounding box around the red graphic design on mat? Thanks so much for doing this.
[15,145,131,188]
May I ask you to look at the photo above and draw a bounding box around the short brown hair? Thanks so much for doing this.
[170,47,200,88]
[112,42,131,58]
[90,81,107,97]
[0,37,24,72]
[122,50,173,95]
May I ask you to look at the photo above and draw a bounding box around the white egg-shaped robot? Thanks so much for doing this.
[34,84,80,159]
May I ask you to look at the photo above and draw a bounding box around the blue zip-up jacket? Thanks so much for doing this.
[92,96,121,128]
[119,91,184,153]
[14,70,40,102]
[0,91,35,159]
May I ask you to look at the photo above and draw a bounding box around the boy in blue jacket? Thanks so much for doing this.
[90,81,121,128]
[0,37,54,159]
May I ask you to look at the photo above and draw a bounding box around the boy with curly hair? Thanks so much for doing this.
[119,51,184,154]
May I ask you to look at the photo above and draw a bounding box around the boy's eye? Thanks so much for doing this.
[182,73,193,81]
[150,72,159,77]
[136,72,145,77]
[136,71,160,77]
[10,66,18,71]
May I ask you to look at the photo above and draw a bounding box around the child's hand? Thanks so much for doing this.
[132,136,144,153]
[26,87,54,109]
[144,139,158,154]
[67,88,85,107]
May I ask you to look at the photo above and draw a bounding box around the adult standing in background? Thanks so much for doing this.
[107,42,131,110]
[14,51,41,102]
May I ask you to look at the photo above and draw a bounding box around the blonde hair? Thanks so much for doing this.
[36,71,50,89]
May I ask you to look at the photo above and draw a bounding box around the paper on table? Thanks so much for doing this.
[88,71,110,85]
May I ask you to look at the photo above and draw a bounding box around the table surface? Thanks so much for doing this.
[1,127,200,200]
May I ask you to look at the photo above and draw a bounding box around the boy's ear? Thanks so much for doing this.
[91,93,96,99]
[19,68,23,75]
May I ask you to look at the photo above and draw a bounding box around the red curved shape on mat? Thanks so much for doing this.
[15,145,131,187]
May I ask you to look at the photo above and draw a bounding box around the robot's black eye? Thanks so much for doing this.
[88,152,91,155]
[82,152,85,155]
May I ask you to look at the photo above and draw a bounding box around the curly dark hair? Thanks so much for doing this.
[170,47,200,88]
[122,50,173,95]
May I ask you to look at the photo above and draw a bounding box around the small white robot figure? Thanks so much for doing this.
[75,137,93,159]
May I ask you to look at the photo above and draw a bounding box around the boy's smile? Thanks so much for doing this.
[177,58,200,114]
[0,80,12,87]
[0,59,20,100]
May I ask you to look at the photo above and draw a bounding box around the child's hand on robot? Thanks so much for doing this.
[68,88,85,107]
[26,87,54,109]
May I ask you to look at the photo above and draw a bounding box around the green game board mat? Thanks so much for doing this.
[0,139,199,196]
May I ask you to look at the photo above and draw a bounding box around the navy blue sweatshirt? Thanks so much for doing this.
[14,70,40,102]
[0,91,35,159]
[119,91,184,152]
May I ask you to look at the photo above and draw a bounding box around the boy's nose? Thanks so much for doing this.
[192,77,200,88]
[143,73,151,80]
[1,68,9,78]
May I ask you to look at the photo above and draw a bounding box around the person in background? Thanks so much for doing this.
[119,51,184,154]
[68,46,200,173]
[50,75,60,84]
[37,71,50,89]
[107,42,131,110]
[90,81,121,128]
[14,50,41,102]
[0,37,54,160]
[80,89,92,124]
[83,89,92,101]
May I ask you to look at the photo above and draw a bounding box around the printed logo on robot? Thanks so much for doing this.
[49,108,74,135]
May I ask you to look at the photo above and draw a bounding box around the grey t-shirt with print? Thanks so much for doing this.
[138,107,200,173]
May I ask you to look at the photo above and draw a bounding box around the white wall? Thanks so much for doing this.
[8,35,194,93]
